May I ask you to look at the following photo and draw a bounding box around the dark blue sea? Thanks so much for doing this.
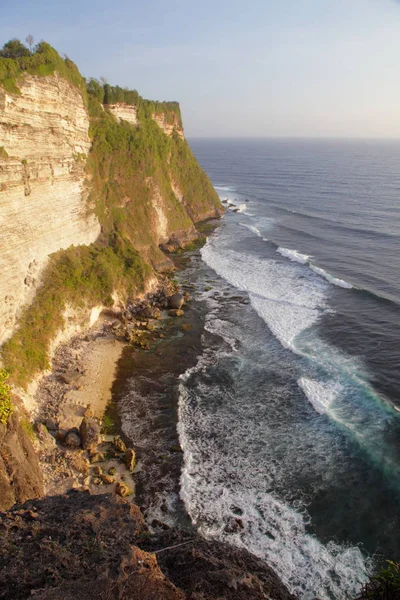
[176,139,400,599]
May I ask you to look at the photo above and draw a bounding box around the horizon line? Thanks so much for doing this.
[186,135,400,141]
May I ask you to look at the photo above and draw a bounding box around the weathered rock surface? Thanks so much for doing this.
[64,429,81,448]
[115,481,133,498]
[113,436,127,453]
[79,416,100,451]
[107,102,138,126]
[0,73,100,344]
[0,409,43,511]
[168,293,184,309]
[125,448,136,471]
[0,492,183,600]
[151,111,184,139]
[0,492,295,600]
[144,529,296,600]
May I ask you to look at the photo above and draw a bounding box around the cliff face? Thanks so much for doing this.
[152,111,184,138]
[107,103,185,139]
[107,102,138,126]
[0,73,100,344]
[0,45,222,390]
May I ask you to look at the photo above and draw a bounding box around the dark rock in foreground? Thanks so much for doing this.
[0,491,182,600]
[0,491,295,600]
[0,408,43,511]
[143,529,296,600]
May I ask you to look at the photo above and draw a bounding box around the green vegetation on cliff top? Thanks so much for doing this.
[0,39,87,97]
[0,40,221,387]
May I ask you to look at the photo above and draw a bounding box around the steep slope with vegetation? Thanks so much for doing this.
[0,39,222,388]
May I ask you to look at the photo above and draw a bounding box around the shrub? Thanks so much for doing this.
[101,413,116,435]
[0,40,87,101]
[356,561,400,599]
[0,370,13,424]
[0,39,30,59]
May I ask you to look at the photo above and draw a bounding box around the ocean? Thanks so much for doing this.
[174,139,400,599]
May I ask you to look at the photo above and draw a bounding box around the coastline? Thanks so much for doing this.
[10,233,295,600]
[32,243,213,517]
[0,232,294,600]
[31,274,181,498]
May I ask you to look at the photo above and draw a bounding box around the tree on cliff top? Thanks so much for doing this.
[25,34,34,53]
[0,39,30,59]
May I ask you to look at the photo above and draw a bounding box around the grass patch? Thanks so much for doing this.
[0,146,8,159]
[20,417,36,441]
[0,370,13,425]
[101,413,116,435]
[2,236,150,387]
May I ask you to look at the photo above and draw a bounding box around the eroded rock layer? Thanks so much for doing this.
[0,74,100,344]
[107,102,138,126]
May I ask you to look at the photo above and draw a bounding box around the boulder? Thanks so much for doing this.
[89,451,104,464]
[45,418,58,431]
[137,304,161,320]
[64,429,81,449]
[84,404,94,418]
[115,481,133,497]
[168,309,184,317]
[114,436,127,453]
[101,474,115,485]
[108,466,116,476]
[168,293,184,310]
[36,423,56,449]
[79,417,100,451]
[59,370,81,385]
[125,448,136,471]
[92,466,102,476]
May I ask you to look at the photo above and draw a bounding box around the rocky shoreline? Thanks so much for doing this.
[31,274,187,501]
[0,253,295,600]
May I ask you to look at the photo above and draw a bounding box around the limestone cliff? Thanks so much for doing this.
[152,110,184,138]
[107,102,138,126]
[0,44,222,387]
[0,73,100,345]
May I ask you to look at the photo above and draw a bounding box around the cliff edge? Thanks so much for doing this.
[0,42,222,390]
[0,491,295,600]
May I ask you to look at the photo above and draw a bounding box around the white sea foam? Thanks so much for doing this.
[239,223,263,237]
[275,245,353,288]
[297,377,341,415]
[277,246,310,264]
[204,316,239,351]
[201,238,327,352]
[215,185,236,192]
[178,370,370,600]
[311,265,353,289]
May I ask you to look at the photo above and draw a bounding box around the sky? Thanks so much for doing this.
[2,0,400,138]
